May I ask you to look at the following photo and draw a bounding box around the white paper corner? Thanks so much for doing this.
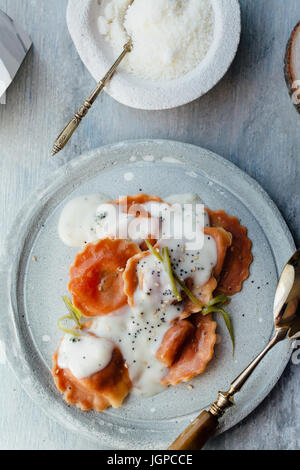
[0,92,6,104]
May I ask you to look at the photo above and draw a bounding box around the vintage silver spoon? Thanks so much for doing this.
[51,0,136,157]
[51,40,132,157]
[169,249,300,450]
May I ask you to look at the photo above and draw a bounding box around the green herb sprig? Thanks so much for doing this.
[202,295,235,354]
[145,239,201,307]
[57,297,83,337]
[62,296,82,328]
[144,241,235,354]
[162,247,182,302]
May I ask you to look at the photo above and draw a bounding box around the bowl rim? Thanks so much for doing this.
[66,0,241,110]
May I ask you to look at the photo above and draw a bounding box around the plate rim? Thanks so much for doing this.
[0,139,295,449]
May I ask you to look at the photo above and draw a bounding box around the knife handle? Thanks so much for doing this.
[168,410,219,450]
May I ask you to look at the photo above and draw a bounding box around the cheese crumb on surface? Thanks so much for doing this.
[97,0,215,81]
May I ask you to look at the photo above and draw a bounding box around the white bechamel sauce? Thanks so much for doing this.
[94,203,161,246]
[88,230,216,396]
[58,194,111,247]
[59,192,209,249]
[89,300,181,397]
[58,334,114,380]
[59,197,162,248]
[144,198,210,249]
[159,235,217,288]
[94,203,134,240]
[58,193,218,395]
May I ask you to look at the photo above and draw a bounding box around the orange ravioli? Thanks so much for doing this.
[112,194,163,212]
[69,238,141,317]
[204,226,232,277]
[123,251,150,307]
[161,314,217,386]
[123,251,218,316]
[53,346,132,412]
[54,194,253,412]
[207,209,253,295]
[156,320,195,367]
[112,194,164,250]
[124,226,232,314]
[181,276,218,318]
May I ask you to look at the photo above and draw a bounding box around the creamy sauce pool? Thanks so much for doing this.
[58,193,208,249]
[57,194,218,397]
[58,334,114,380]
[58,194,111,247]
[89,302,181,397]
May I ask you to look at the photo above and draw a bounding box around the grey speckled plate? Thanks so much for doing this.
[0,140,295,450]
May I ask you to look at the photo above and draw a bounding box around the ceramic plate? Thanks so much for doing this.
[0,140,295,450]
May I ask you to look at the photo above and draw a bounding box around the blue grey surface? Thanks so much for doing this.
[0,0,299,451]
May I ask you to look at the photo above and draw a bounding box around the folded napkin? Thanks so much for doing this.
[0,9,32,104]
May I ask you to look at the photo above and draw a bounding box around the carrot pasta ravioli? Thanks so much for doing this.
[53,193,252,411]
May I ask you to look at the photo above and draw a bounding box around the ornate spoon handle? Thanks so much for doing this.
[168,327,287,450]
[51,41,132,157]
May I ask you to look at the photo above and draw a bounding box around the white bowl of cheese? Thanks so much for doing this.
[67,0,241,110]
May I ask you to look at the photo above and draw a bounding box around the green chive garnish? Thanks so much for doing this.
[218,308,235,355]
[62,296,82,330]
[144,240,234,353]
[202,296,235,354]
[57,297,84,337]
[145,239,163,262]
[57,315,82,337]
[145,239,201,307]
[203,294,228,308]
[173,273,202,308]
[162,247,182,302]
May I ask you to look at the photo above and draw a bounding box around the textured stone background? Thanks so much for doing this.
[0,0,299,450]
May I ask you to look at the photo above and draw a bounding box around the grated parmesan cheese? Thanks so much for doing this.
[97,0,215,81]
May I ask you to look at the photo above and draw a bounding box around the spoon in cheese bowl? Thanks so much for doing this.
[168,249,300,450]
[51,0,137,157]
[51,38,133,157]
